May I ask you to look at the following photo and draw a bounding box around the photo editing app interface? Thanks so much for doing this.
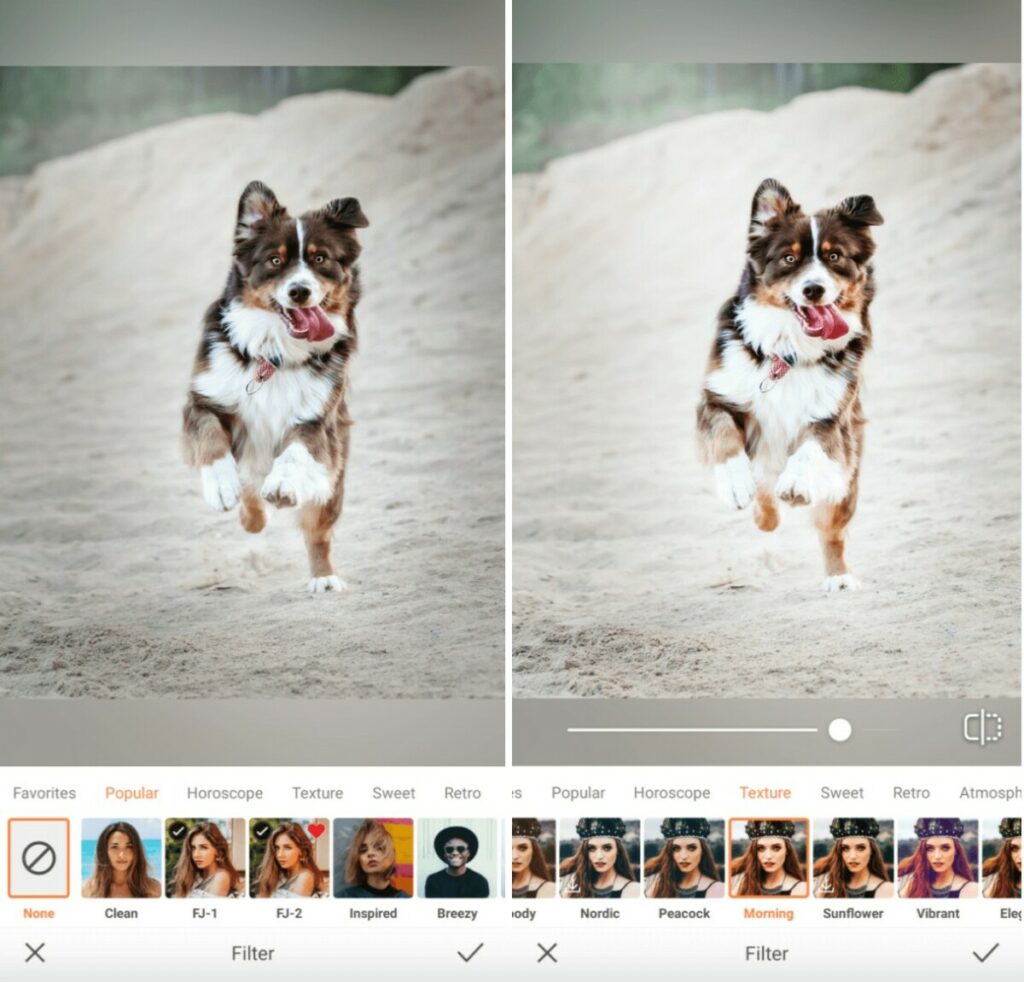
[0,1,1022,980]
[511,31,1022,769]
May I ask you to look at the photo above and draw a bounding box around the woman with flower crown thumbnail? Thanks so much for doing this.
[560,818,641,898]
[730,820,808,897]
[812,818,893,898]
[982,817,1021,899]
[644,818,724,898]
[511,818,556,898]
[898,818,978,898]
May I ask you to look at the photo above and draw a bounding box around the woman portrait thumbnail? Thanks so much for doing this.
[898,818,979,898]
[419,819,496,899]
[334,818,413,899]
[250,819,330,899]
[729,820,809,897]
[812,818,894,899]
[510,818,556,898]
[644,818,725,899]
[165,819,245,899]
[559,818,641,899]
[981,817,1020,899]
[82,819,162,899]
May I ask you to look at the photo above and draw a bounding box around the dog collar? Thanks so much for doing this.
[759,353,796,393]
[245,356,276,395]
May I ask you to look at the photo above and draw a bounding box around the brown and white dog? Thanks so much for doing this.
[182,181,368,593]
[696,178,883,591]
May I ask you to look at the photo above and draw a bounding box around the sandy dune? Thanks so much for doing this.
[0,68,504,699]
[513,64,1020,699]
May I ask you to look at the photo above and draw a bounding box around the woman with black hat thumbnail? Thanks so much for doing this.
[730,820,808,897]
[813,818,893,898]
[645,818,724,898]
[424,825,490,898]
[511,818,556,898]
[560,818,640,898]
[982,817,1020,899]
[898,818,978,898]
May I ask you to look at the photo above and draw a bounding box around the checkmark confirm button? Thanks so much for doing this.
[8,819,71,899]
[972,944,999,964]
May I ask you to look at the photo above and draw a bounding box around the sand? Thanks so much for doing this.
[512,63,1020,699]
[0,67,504,699]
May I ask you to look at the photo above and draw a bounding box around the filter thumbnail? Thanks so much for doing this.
[418,819,497,898]
[981,817,1021,899]
[510,818,556,898]
[729,819,809,897]
[249,818,330,899]
[897,818,978,898]
[333,818,413,898]
[812,819,894,898]
[165,819,246,898]
[559,818,642,898]
[643,818,725,899]
[82,819,162,899]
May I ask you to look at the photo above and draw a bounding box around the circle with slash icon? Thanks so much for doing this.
[22,841,57,877]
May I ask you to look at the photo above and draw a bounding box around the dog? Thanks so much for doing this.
[696,178,883,591]
[182,180,368,593]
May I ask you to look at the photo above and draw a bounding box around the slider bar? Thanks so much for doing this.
[568,727,819,734]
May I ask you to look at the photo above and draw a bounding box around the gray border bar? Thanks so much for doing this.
[0,699,504,765]
[513,699,1021,765]
[513,0,1021,62]
[0,0,504,65]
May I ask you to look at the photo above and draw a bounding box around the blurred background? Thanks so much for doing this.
[0,66,440,176]
[513,63,956,172]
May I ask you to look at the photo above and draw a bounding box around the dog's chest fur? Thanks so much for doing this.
[706,298,855,478]
[192,304,339,482]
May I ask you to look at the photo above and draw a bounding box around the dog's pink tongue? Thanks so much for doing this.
[804,304,849,340]
[289,306,335,342]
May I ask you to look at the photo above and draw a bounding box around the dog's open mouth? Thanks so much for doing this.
[786,298,849,340]
[273,300,335,342]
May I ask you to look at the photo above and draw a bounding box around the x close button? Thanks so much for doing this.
[537,942,558,963]
[25,942,46,964]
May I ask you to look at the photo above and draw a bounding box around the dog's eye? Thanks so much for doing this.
[828,252,840,262]
[314,255,326,264]
[784,254,796,264]
[269,256,282,267]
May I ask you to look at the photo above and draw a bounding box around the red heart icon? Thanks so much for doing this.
[307,823,326,840]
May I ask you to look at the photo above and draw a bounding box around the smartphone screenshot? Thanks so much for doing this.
[1,1,1020,979]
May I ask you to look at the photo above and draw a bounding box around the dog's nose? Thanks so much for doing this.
[288,284,311,304]
[802,282,825,302]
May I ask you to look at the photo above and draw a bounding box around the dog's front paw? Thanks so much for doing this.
[714,451,756,509]
[307,575,347,594]
[201,454,242,511]
[261,443,332,508]
[822,574,860,593]
[775,441,848,506]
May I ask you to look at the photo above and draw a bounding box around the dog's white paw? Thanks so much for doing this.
[775,441,848,506]
[714,452,756,509]
[201,454,242,511]
[261,443,332,508]
[308,575,347,594]
[822,574,860,593]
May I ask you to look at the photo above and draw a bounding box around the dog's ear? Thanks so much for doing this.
[833,194,884,227]
[320,196,369,229]
[235,181,287,241]
[749,178,800,238]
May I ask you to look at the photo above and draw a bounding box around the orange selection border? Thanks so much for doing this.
[7,817,71,899]
[726,817,811,900]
